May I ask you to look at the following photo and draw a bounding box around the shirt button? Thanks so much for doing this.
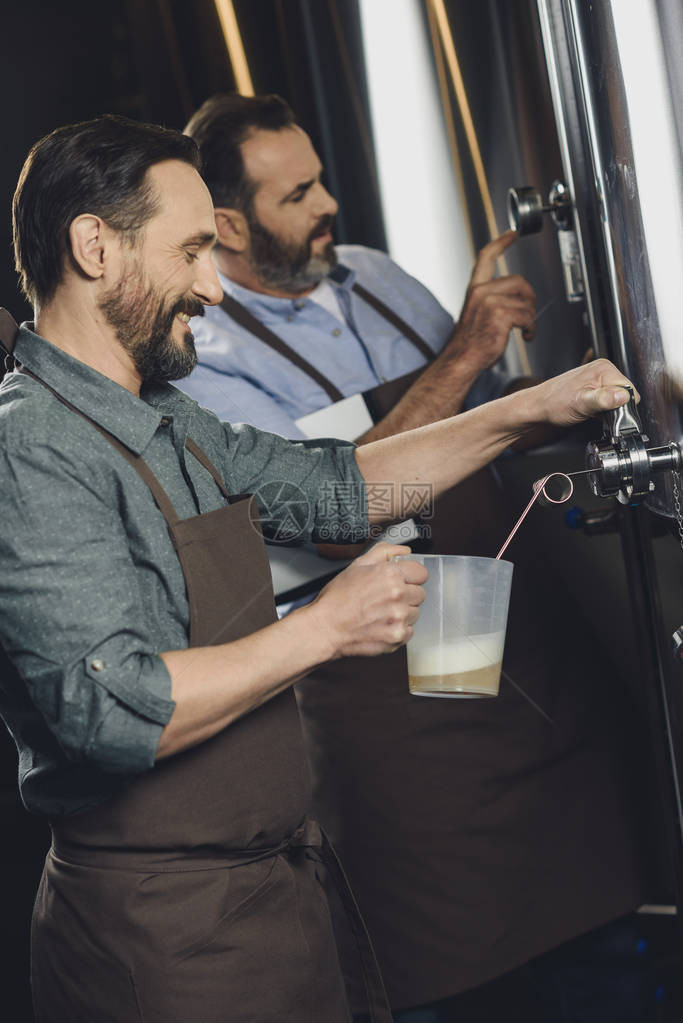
[332,328,342,337]
[286,314,294,323]
[294,300,305,310]
[90,659,105,672]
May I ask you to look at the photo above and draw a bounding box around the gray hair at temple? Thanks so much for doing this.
[184,93,296,212]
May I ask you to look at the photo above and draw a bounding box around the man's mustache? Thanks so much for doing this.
[309,215,334,242]
[173,298,205,320]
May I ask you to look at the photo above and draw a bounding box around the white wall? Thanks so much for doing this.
[611,0,683,383]
[358,0,473,316]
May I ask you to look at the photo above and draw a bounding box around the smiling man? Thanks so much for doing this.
[0,113,638,1023]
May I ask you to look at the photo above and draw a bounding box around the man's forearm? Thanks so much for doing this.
[356,337,482,444]
[504,376,562,451]
[157,608,335,759]
[316,339,483,558]
[356,230,541,445]
[356,389,531,520]
[355,359,635,522]
[157,542,426,758]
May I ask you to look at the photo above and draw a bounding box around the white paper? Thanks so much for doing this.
[295,392,374,443]
[268,543,352,600]
[273,390,416,602]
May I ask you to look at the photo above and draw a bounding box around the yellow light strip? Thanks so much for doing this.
[428,0,531,373]
[213,0,254,96]
[425,0,475,261]
[428,0,499,245]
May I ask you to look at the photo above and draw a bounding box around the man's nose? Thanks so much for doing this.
[194,254,223,307]
[315,184,339,219]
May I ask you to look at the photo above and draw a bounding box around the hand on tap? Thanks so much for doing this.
[525,358,640,427]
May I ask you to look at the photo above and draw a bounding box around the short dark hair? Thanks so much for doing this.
[13,114,201,306]
[184,93,295,211]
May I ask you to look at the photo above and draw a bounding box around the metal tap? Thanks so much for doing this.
[506,180,584,302]
[506,180,573,235]
[585,387,682,504]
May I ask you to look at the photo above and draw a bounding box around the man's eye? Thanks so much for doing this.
[185,251,199,262]
[290,193,305,204]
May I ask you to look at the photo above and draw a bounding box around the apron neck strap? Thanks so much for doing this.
[219,291,344,403]
[220,281,435,399]
[351,282,434,361]
[0,308,19,356]
[185,436,232,503]
[0,308,20,374]
[18,366,232,528]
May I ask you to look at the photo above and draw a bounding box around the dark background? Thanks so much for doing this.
[0,0,386,322]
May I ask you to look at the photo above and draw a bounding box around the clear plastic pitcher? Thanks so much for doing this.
[396,555,514,698]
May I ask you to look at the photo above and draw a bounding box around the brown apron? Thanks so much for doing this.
[219,291,644,1009]
[13,366,392,1023]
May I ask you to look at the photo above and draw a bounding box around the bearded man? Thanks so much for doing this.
[177,93,650,1023]
[0,111,638,1023]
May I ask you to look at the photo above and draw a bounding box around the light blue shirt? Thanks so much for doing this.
[177,245,509,439]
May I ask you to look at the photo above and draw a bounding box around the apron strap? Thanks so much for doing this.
[185,436,233,503]
[17,367,232,528]
[0,308,19,355]
[219,277,436,404]
[351,282,435,361]
[0,307,19,374]
[219,291,344,402]
[289,818,393,1023]
[321,834,394,1023]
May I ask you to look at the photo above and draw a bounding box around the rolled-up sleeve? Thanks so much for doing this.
[217,419,370,544]
[0,441,175,776]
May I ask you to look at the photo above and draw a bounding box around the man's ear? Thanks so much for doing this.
[68,214,108,281]
[214,207,249,253]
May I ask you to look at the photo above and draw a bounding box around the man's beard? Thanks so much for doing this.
[99,259,204,383]
[245,210,337,293]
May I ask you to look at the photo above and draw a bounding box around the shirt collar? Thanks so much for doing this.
[217,256,357,318]
[13,324,170,455]
[326,263,356,290]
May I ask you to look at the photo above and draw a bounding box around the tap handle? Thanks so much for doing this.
[604,385,645,443]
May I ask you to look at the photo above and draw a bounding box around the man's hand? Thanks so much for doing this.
[446,230,536,373]
[159,545,425,757]
[355,231,536,444]
[307,544,427,659]
[524,358,639,427]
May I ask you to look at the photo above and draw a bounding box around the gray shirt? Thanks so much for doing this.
[0,326,369,817]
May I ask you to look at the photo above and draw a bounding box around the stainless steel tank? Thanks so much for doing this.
[535,0,683,522]
[432,0,683,910]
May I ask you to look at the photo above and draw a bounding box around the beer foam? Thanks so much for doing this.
[407,631,505,676]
